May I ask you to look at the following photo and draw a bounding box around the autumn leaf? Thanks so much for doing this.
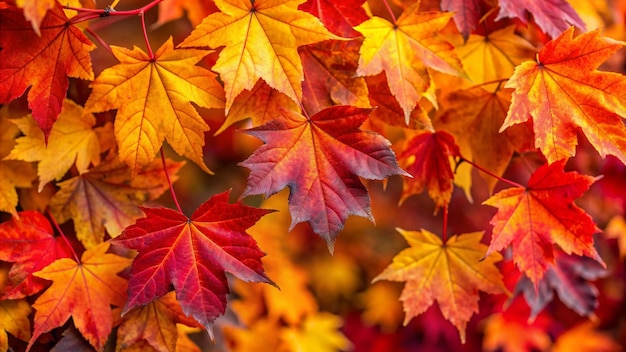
[28,242,131,351]
[279,312,352,352]
[116,292,200,352]
[240,105,407,249]
[606,215,626,258]
[0,299,31,351]
[495,0,585,38]
[397,130,461,208]
[502,27,626,164]
[216,81,299,135]
[452,25,536,84]
[7,99,101,191]
[441,0,481,41]
[482,311,552,352]
[180,0,337,111]
[0,3,95,139]
[374,229,507,342]
[300,39,371,115]
[483,160,603,284]
[112,190,274,333]
[513,251,606,321]
[47,157,183,249]
[223,318,282,352]
[299,0,368,38]
[355,2,465,122]
[435,85,531,192]
[358,281,404,332]
[84,37,224,174]
[0,211,72,299]
[156,0,218,27]
[552,322,621,352]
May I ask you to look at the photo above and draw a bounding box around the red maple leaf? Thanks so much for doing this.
[113,191,275,332]
[299,0,368,38]
[240,105,407,250]
[0,3,95,139]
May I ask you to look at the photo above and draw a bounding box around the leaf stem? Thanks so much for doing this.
[459,157,525,188]
[442,205,449,244]
[85,27,113,56]
[140,10,154,59]
[381,0,397,24]
[47,210,80,263]
[161,149,184,214]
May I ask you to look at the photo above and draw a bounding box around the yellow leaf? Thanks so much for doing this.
[0,299,31,351]
[279,312,352,352]
[605,215,626,258]
[355,3,465,122]
[552,322,621,352]
[85,37,224,174]
[375,229,507,342]
[180,0,337,111]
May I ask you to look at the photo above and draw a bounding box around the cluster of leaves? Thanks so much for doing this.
[1,0,626,351]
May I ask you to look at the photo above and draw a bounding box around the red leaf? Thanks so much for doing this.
[240,106,407,250]
[0,211,72,299]
[113,191,274,332]
[299,0,368,38]
[441,0,481,40]
[495,0,585,38]
[398,130,461,208]
[0,3,95,139]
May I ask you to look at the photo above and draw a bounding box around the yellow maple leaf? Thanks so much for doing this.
[180,0,337,112]
[279,312,352,352]
[374,229,507,342]
[85,37,224,174]
[355,2,465,122]
[7,99,101,191]
[0,299,31,351]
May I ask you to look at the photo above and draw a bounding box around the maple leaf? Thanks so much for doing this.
[513,251,606,321]
[483,160,603,284]
[14,0,54,35]
[47,157,183,249]
[552,322,621,352]
[495,0,585,38]
[240,105,407,249]
[112,190,274,333]
[28,242,131,351]
[156,0,218,27]
[180,0,337,112]
[452,25,536,84]
[280,312,353,352]
[84,37,224,174]
[502,27,626,164]
[374,229,507,343]
[435,85,531,193]
[441,0,480,41]
[0,211,72,299]
[300,39,371,115]
[116,292,200,352]
[0,299,31,351]
[216,81,299,135]
[355,2,465,122]
[482,312,552,352]
[7,99,101,191]
[0,3,95,139]
[299,0,368,38]
[397,130,461,208]
[0,160,36,217]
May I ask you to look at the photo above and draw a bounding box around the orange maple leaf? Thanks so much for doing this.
[240,106,407,249]
[483,160,604,284]
[355,2,465,122]
[180,0,337,112]
[0,299,31,351]
[84,37,224,174]
[0,3,95,139]
[374,229,507,343]
[28,242,131,351]
[502,27,626,164]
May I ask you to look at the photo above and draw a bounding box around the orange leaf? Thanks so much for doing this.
[279,312,352,352]
[84,37,224,174]
[482,312,551,352]
[374,229,507,343]
[48,157,184,249]
[0,3,95,138]
[397,130,461,208]
[7,99,101,191]
[355,2,465,122]
[240,106,407,249]
[28,242,131,351]
[502,27,626,164]
[116,292,200,352]
[483,160,603,284]
[552,322,621,352]
[180,0,337,111]
[0,299,31,351]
